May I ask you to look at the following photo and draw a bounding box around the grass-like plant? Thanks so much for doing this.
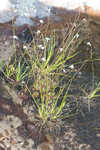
[23,27,82,125]
[26,28,80,93]
[81,82,100,112]
[2,64,15,80]
[88,82,100,99]
[80,50,100,112]
[14,61,30,82]
[0,22,83,126]
[26,78,70,125]
[0,53,30,84]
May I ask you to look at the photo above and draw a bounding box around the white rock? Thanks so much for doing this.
[40,0,100,11]
[0,0,11,11]
[0,0,100,26]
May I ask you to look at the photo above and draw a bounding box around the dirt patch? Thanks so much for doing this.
[0,72,100,150]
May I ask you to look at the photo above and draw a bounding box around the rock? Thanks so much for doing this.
[0,0,51,26]
[0,0,11,11]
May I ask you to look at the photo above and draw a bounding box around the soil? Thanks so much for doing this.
[0,73,100,150]
[0,7,100,150]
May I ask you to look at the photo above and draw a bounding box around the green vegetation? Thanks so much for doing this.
[0,22,98,128]
[24,30,80,125]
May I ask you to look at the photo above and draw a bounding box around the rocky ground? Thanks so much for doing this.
[0,7,100,150]
[0,73,100,150]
